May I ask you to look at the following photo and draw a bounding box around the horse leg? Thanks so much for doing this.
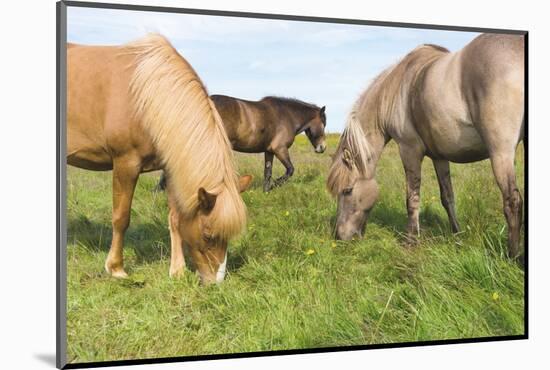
[399,145,424,243]
[154,171,167,192]
[272,147,294,188]
[167,189,185,277]
[433,159,460,233]
[105,158,140,278]
[475,84,524,260]
[264,151,274,192]
[489,152,523,259]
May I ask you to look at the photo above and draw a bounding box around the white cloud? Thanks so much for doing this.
[67,6,480,132]
[68,7,302,45]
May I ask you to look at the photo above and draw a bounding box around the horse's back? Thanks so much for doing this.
[461,34,524,92]
[68,44,130,128]
[460,34,524,146]
[211,94,242,127]
[67,43,149,170]
[211,95,274,152]
[414,34,524,162]
[210,94,243,144]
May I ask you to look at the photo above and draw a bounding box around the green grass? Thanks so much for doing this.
[66,134,525,363]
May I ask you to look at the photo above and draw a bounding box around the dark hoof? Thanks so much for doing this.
[515,253,525,270]
[403,234,419,248]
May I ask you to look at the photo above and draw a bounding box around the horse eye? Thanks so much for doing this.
[343,187,353,195]
[202,234,213,242]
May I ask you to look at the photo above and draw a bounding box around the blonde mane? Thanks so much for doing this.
[327,44,449,196]
[327,103,372,196]
[126,34,246,239]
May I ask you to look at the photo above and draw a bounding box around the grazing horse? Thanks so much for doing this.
[327,33,525,260]
[68,34,252,284]
[157,95,327,192]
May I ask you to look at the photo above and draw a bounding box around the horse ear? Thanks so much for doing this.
[238,175,253,193]
[198,188,217,211]
[342,149,353,169]
[320,106,326,114]
[342,157,352,169]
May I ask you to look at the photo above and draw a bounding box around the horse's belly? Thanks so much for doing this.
[428,122,489,163]
[67,136,113,171]
[231,139,265,153]
[230,134,270,153]
[67,149,113,170]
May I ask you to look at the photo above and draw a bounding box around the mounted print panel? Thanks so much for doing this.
[57,1,527,368]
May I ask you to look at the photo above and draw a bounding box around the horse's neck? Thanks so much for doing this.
[355,89,392,176]
[285,107,315,134]
[363,125,387,178]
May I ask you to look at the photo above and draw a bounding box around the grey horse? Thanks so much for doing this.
[327,33,525,261]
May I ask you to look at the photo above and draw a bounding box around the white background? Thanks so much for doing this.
[0,0,547,369]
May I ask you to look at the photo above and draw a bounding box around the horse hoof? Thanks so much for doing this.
[153,184,166,193]
[111,270,129,279]
[516,254,525,270]
[169,267,185,278]
[105,264,128,278]
[403,236,419,248]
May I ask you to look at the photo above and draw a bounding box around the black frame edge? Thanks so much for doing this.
[62,0,527,35]
[523,32,529,338]
[63,335,527,369]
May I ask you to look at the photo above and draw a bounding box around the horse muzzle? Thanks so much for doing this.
[315,143,327,153]
[335,221,364,241]
[197,251,228,285]
[215,252,227,284]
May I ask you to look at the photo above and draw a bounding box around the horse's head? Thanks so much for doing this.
[328,146,379,241]
[305,106,327,153]
[181,175,252,285]
[335,177,379,240]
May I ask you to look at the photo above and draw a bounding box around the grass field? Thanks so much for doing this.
[66,134,525,363]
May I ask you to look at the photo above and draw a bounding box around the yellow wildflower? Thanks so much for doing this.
[306,249,315,256]
[492,292,500,301]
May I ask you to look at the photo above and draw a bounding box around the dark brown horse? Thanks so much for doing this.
[158,95,327,192]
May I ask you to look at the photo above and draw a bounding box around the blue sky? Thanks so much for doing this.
[68,6,480,133]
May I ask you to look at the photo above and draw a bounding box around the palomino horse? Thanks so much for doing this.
[68,34,252,284]
[157,95,326,192]
[327,34,525,260]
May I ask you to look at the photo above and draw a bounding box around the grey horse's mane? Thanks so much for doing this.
[327,44,449,196]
